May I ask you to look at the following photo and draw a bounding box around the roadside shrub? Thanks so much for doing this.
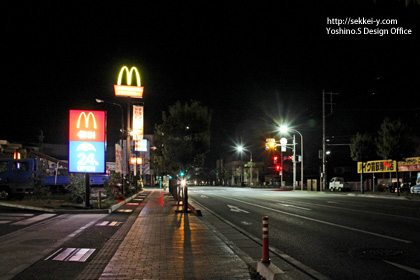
[30,158,49,199]
[67,173,85,203]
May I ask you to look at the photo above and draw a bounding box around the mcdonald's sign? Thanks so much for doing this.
[114,66,144,98]
[69,110,106,173]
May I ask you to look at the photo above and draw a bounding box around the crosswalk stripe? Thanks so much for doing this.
[12,214,56,225]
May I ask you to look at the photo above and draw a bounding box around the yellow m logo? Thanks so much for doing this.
[77,112,97,129]
[117,66,141,87]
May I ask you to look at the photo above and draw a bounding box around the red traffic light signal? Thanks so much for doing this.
[273,156,278,164]
[275,165,281,171]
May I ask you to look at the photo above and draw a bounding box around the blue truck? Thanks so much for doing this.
[0,158,109,199]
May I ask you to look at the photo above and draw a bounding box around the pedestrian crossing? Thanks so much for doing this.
[45,247,96,262]
[95,221,122,227]
[0,213,57,225]
[0,213,35,224]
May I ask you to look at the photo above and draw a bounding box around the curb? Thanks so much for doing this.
[257,262,286,280]
[108,192,141,213]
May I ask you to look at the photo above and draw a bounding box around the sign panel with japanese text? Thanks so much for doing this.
[357,160,396,173]
[358,157,420,173]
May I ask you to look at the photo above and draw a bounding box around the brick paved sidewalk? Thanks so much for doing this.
[99,190,251,280]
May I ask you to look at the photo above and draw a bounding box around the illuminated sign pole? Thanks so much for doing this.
[114,66,144,190]
[69,110,106,208]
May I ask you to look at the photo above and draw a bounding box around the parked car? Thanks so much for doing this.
[410,184,420,194]
[329,177,351,191]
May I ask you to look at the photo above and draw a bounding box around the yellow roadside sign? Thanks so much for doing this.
[357,160,396,173]
[358,157,420,173]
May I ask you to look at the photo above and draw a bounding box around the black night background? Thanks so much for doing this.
[2,1,419,175]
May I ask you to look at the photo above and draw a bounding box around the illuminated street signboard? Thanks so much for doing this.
[357,160,396,173]
[114,66,144,98]
[133,105,144,151]
[69,110,106,173]
[358,157,420,173]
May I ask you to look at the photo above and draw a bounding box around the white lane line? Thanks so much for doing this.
[279,203,311,211]
[67,220,96,238]
[271,198,420,221]
[383,260,420,277]
[218,195,412,244]
[327,200,367,207]
[12,214,56,225]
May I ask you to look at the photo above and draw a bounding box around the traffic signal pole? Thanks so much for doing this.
[322,90,326,191]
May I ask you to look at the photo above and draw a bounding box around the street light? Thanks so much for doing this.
[279,125,304,191]
[237,145,253,187]
[95,99,125,135]
[96,98,126,194]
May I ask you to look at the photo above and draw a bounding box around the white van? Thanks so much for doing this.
[329,177,351,191]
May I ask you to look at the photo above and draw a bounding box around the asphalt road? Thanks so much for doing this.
[189,187,420,280]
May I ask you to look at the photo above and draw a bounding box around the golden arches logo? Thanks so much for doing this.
[117,66,141,87]
[77,112,97,129]
[114,66,144,98]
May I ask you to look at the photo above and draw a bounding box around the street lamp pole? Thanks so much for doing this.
[95,99,124,135]
[250,151,253,187]
[237,146,253,187]
[280,126,304,191]
[95,98,126,193]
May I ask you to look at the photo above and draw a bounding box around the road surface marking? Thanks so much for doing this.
[279,203,311,211]
[227,204,249,213]
[68,220,96,238]
[201,195,209,198]
[0,213,34,217]
[220,196,412,244]
[45,248,95,262]
[327,200,366,207]
[383,260,420,276]
[96,221,122,226]
[270,198,420,222]
[117,209,133,212]
[12,213,56,225]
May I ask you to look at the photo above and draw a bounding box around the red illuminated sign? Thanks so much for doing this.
[69,110,106,142]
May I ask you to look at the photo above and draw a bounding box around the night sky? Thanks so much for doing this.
[3,1,420,171]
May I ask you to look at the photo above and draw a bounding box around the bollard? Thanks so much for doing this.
[261,216,270,263]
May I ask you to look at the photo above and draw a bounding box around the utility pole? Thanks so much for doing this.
[322,90,339,191]
[293,134,296,190]
[322,90,326,191]
[125,99,131,195]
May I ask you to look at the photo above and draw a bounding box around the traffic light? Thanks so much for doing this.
[273,156,278,164]
[180,171,185,177]
[275,165,281,172]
